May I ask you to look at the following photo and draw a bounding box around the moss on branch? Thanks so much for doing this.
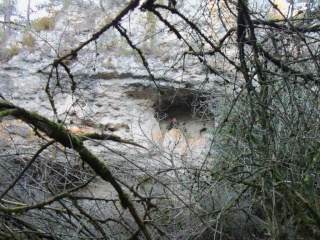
[0,109,18,119]
[0,100,152,240]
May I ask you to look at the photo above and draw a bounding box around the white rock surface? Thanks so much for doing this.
[0,0,219,174]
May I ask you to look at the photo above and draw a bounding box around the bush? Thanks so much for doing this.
[0,44,21,61]
[31,16,55,31]
[21,33,36,49]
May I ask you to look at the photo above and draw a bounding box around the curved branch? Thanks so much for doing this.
[253,41,316,83]
[115,24,162,93]
[0,140,55,199]
[253,19,320,33]
[153,4,243,73]
[0,176,94,214]
[79,132,147,149]
[41,0,141,70]
[0,100,152,240]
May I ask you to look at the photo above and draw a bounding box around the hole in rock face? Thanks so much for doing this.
[153,89,215,138]
[125,83,215,138]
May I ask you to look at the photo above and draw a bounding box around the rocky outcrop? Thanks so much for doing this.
[0,1,217,173]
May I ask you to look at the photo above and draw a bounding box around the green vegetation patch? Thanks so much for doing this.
[31,16,56,31]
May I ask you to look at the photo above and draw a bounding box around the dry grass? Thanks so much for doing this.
[31,16,55,31]
[21,33,36,49]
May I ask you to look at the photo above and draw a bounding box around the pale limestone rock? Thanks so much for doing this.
[0,0,216,174]
[163,129,189,157]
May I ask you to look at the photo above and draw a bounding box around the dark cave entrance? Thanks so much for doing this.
[152,87,214,138]
[125,82,215,138]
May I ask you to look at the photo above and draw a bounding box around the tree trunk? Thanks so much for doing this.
[99,0,105,11]
[2,0,13,42]
[27,0,31,28]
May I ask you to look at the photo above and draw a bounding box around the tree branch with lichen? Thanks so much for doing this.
[0,99,152,240]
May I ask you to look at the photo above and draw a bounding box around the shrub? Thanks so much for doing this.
[5,45,21,60]
[21,33,36,49]
[31,16,55,31]
[0,44,21,61]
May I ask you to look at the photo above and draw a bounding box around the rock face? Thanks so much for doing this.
[0,1,215,172]
[0,2,239,239]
